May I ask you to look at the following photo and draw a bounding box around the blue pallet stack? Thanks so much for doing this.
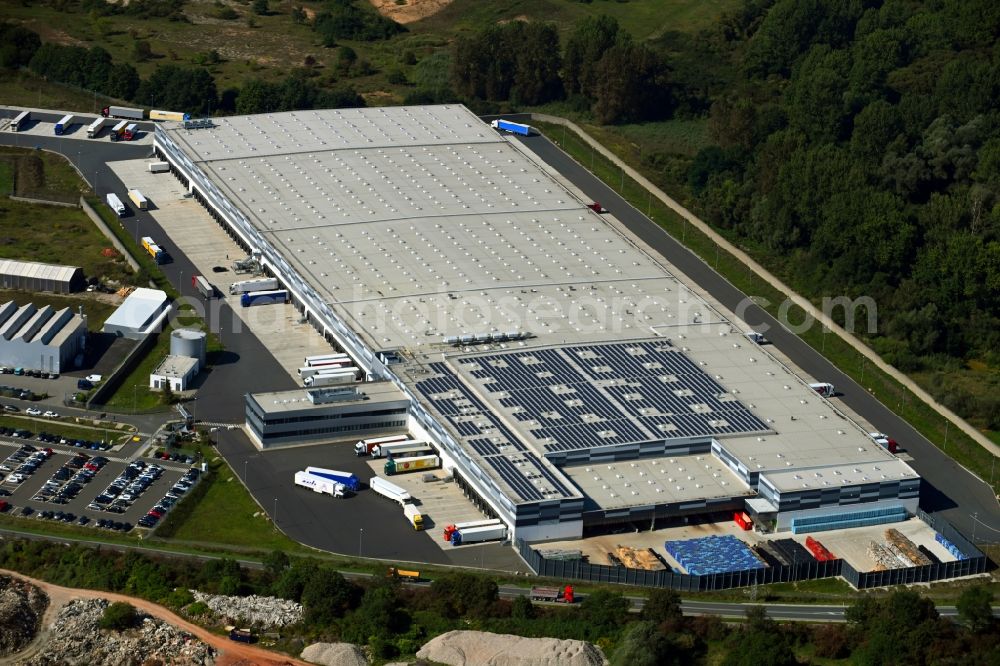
[664,535,766,575]
[934,533,967,560]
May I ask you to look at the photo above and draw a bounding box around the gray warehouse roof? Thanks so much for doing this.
[159,105,918,515]
[0,259,81,283]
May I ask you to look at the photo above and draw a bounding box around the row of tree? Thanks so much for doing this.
[3,26,366,117]
[0,539,996,663]
[449,16,672,124]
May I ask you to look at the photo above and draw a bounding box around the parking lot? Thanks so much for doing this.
[0,439,195,533]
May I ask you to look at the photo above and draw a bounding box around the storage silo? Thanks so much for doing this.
[170,328,206,365]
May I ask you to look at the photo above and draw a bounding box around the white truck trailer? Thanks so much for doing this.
[369,476,411,505]
[304,352,350,366]
[354,434,410,456]
[294,470,345,498]
[106,193,126,217]
[303,368,357,387]
[371,440,432,459]
[229,277,278,295]
[148,162,170,173]
[87,117,109,138]
[451,523,508,546]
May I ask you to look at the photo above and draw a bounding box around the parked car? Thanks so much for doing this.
[1,404,17,412]
[25,408,42,416]
[42,411,59,418]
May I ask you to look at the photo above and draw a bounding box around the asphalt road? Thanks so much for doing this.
[213,428,529,573]
[515,132,1000,538]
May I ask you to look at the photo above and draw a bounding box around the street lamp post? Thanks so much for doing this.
[243,458,248,483]
[359,527,363,557]
[273,498,278,530]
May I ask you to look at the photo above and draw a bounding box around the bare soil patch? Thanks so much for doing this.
[367,0,454,24]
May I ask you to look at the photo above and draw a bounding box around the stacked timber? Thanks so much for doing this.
[614,545,667,571]
[885,529,932,566]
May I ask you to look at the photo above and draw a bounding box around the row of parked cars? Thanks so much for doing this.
[89,460,162,514]
[32,454,106,505]
[138,467,199,528]
[0,445,54,485]
[0,367,60,378]
[0,426,112,452]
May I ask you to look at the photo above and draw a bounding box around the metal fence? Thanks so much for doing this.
[517,511,989,591]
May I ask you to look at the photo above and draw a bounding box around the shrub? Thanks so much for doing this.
[100,602,138,631]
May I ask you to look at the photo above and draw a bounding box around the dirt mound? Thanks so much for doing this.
[416,630,608,666]
[0,575,48,657]
[300,642,367,666]
[367,0,453,24]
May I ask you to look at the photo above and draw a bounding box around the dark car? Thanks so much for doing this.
[77,515,89,526]
[19,506,32,516]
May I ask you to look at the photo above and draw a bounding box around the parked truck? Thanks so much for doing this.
[869,432,899,454]
[298,362,353,379]
[809,382,835,397]
[141,236,166,264]
[529,585,574,603]
[229,277,279,295]
[369,476,411,504]
[102,106,144,120]
[303,467,360,492]
[240,289,288,307]
[451,523,507,546]
[149,109,190,122]
[127,188,148,210]
[371,440,432,459]
[123,123,138,141]
[304,352,348,365]
[192,275,215,299]
[303,368,357,387]
[384,454,440,476]
[10,111,29,132]
[443,518,502,542]
[387,567,420,581]
[403,502,425,530]
[227,627,255,643]
[148,162,170,173]
[491,119,533,136]
[54,114,76,135]
[109,120,128,141]
[354,434,410,456]
[87,117,108,138]
[106,193,126,217]
[294,470,345,498]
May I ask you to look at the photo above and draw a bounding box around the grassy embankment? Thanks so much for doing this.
[0,414,134,445]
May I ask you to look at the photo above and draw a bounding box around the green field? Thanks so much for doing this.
[155,454,312,554]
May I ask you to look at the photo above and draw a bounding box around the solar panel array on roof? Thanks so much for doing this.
[460,341,769,454]
[414,363,575,503]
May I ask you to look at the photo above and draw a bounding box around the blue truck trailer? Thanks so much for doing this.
[491,119,533,136]
[304,466,361,492]
[240,289,288,307]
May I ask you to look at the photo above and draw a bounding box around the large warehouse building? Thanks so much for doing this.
[154,106,920,541]
[0,300,87,373]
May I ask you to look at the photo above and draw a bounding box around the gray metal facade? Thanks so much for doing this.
[245,393,409,449]
[0,301,86,373]
[0,259,85,294]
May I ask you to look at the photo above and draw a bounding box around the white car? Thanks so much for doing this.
[42,410,59,418]
[25,407,42,416]
[85,374,103,383]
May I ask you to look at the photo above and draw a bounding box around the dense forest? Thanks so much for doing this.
[1,539,997,664]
